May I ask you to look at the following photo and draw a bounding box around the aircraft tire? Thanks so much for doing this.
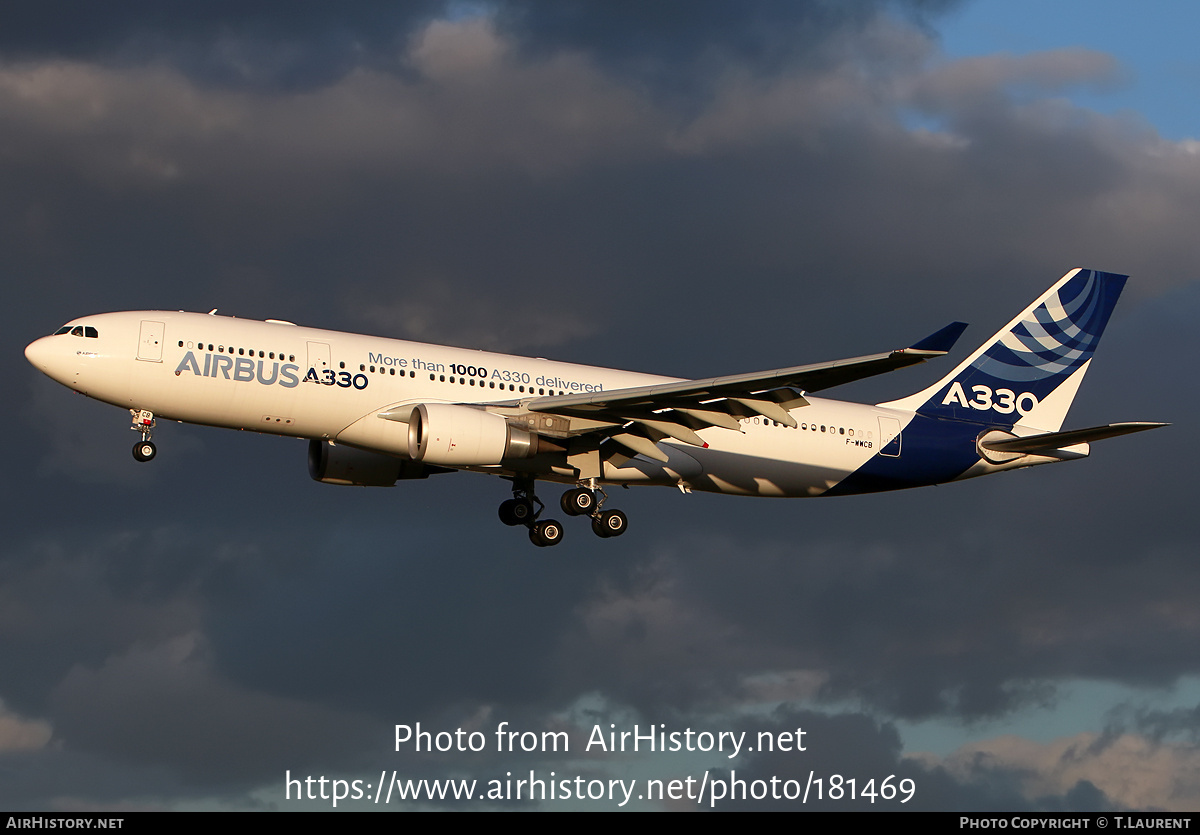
[132,441,157,462]
[560,488,596,516]
[498,499,520,526]
[511,498,535,525]
[592,509,627,538]
[499,498,535,526]
[530,520,564,547]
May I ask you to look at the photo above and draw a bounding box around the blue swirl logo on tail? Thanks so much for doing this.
[975,270,1113,383]
[910,269,1127,426]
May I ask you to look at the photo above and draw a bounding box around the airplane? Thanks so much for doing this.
[24,268,1164,547]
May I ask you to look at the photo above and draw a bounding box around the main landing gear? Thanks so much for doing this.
[561,484,628,539]
[130,409,157,462]
[498,483,563,547]
[497,480,629,547]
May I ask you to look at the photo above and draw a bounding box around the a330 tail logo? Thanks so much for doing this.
[941,382,1038,416]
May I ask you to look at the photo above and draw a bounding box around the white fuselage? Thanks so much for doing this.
[24,310,1038,498]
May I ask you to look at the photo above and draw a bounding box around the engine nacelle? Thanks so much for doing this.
[408,403,542,466]
[308,440,435,486]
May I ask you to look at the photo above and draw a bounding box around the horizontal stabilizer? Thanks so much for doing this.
[979,422,1167,454]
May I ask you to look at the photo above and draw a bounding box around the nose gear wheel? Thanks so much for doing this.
[130,409,157,463]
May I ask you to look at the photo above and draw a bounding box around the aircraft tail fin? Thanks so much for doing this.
[880,269,1128,431]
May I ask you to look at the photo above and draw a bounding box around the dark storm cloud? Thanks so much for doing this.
[536,291,1194,724]
[3,0,1195,812]
[493,0,961,91]
[2,17,1181,367]
[0,0,959,95]
[0,1,447,90]
[715,707,1105,811]
[48,632,380,786]
[543,427,1195,724]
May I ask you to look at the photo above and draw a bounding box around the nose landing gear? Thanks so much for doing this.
[130,409,157,463]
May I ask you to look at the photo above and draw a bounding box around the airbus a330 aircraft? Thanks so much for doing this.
[25,268,1163,546]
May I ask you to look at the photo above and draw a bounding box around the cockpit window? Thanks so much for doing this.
[53,324,99,337]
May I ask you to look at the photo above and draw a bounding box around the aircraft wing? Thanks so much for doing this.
[519,322,968,460]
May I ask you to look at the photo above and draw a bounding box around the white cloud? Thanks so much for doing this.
[921,732,1200,811]
[0,701,53,752]
[409,16,510,81]
[0,18,664,187]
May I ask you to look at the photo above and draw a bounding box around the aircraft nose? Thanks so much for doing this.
[25,335,77,386]
[24,336,53,372]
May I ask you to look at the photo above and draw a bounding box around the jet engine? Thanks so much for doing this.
[407,403,544,466]
[308,439,436,486]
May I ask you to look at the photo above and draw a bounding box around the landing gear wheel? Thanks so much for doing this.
[560,487,596,516]
[132,440,157,463]
[591,509,628,538]
[510,497,534,525]
[529,519,564,547]
[499,499,519,526]
[499,497,536,526]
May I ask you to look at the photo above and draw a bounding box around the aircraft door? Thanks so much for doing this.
[136,320,164,362]
[878,416,902,457]
[306,341,332,381]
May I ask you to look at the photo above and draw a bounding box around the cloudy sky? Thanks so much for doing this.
[6,0,1198,811]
